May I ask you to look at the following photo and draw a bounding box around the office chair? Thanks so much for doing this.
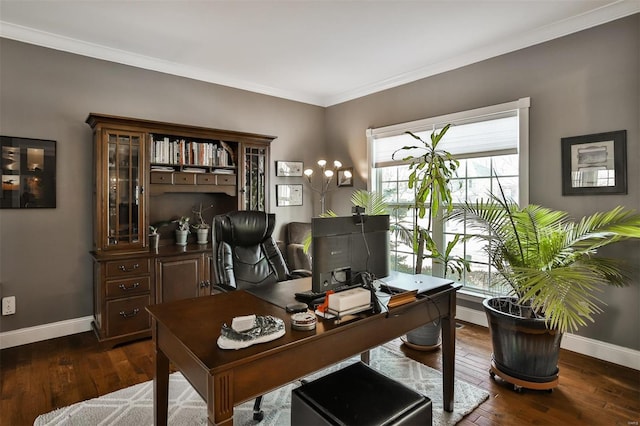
[212,210,311,420]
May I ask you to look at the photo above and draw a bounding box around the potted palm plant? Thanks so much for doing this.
[449,184,640,390]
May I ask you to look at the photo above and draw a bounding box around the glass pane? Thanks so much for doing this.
[492,154,518,176]
[466,157,491,177]
[108,139,117,244]
[244,146,266,210]
[467,177,491,202]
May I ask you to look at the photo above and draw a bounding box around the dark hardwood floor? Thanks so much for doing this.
[1,321,638,425]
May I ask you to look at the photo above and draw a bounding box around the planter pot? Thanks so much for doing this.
[406,322,441,348]
[175,230,188,246]
[196,228,209,245]
[483,297,562,389]
[149,233,159,250]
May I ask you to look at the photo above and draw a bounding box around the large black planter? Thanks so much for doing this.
[483,297,562,391]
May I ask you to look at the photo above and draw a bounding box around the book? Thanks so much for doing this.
[387,289,417,308]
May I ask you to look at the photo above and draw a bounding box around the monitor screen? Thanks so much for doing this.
[311,214,390,293]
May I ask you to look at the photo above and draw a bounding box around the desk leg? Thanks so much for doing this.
[441,295,456,412]
[153,327,169,426]
[208,372,234,425]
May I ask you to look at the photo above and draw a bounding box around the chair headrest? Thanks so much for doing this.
[214,211,276,247]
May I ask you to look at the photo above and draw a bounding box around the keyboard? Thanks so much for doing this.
[295,283,362,304]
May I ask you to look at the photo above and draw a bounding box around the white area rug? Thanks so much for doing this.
[35,340,489,425]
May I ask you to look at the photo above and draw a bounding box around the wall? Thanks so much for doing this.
[0,39,325,332]
[325,15,640,350]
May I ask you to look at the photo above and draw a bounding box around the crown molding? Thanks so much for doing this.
[1,1,638,107]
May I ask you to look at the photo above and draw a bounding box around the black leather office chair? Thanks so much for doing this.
[212,210,310,420]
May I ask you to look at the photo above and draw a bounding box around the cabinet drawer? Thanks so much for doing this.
[196,174,216,185]
[106,295,151,337]
[216,174,236,185]
[174,172,196,185]
[105,276,151,298]
[150,172,173,184]
[105,258,150,277]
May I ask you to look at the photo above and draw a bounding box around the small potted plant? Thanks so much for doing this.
[191,203,214,245]
[172,216,190,246]
[148,221,170,250]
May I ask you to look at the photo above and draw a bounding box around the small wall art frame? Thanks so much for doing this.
[561,130,627,195]
[1,135,56,208]
[276,184,303,206]
[337,167,353,187]
[275,161,303,177]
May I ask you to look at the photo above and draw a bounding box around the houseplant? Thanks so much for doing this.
[449,184,640,390]
[191,203,214,245]
[173,216,190,246]
[392,124,469,347]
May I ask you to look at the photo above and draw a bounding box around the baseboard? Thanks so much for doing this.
[456,305,640,371]
[0,316,93,350]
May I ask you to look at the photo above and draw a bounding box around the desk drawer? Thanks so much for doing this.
[174,172,196,185]
[196,174,216,185]
[105,258,150,278]
[216,174,236,185]
[150,172,173,184]
[106,295,151,336]
[105,276,151,298]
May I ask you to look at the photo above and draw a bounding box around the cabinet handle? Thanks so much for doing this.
[118,282,140,291]
[119,263,140,272]
[200,280,210,288]
[119,308,140,318]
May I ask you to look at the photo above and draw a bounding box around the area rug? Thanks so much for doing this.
[35,339,489,426]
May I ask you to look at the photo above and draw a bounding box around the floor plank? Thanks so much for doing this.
[1,321,638,426]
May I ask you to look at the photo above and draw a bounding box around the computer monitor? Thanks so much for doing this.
[311,214,390,293]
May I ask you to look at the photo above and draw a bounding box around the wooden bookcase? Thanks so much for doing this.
[86,113,275,346]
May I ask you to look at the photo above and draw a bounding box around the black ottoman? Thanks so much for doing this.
[291,361,432,425]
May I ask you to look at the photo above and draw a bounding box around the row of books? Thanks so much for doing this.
[151,165,236,174]
[150,135,234,167]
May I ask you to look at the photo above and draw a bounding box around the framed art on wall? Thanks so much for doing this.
[561,130,627,195]
[276,184,303,206]
[337,167,353,187]
[1,135,56,208]
[275,161,303,177]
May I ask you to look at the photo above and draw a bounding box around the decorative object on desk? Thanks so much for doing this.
[276,160,303,177]
[561,130,627,195]
[191,202,213,244]
[1,135,56,209]
[336,167,353,187]
[217,315,286,350]
[303,159,348,214]
[276,184,303,206]
[392,124,469,348]
[290,311,316,330]
[172,216,190,246]
[448,180,640,391]
[33,340,489,426]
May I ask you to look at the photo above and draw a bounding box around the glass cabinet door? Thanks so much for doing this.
[105,131,144,250]
[243,145,268,211]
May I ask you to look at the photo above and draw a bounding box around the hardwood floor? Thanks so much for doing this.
[1,321,638,425]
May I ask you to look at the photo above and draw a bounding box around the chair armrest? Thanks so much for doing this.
[289,269,312,279]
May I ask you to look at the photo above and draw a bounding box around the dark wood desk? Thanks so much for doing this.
[147,276,460,425]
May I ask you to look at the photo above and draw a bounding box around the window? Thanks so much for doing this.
[367,98,530,295]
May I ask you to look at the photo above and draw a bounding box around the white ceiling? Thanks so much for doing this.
[1,1,638,106]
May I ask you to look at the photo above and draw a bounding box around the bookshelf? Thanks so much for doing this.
[86,113,275,346]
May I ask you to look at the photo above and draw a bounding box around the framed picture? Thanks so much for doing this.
[275,161,303,177]
[337,167,353,187]
[276,184,303,206]
[1,135,56,208]
[561,130,627,195]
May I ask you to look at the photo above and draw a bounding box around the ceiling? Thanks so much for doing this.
[1,1,638,107]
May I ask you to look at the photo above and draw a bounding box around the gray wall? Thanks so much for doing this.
[1,14,638,351]
[325,14,640,350]
[0,39,325,332]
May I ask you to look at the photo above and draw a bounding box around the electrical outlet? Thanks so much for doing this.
[2,296,16,315]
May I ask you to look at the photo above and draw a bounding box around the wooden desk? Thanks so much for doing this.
[147,276,460,425]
